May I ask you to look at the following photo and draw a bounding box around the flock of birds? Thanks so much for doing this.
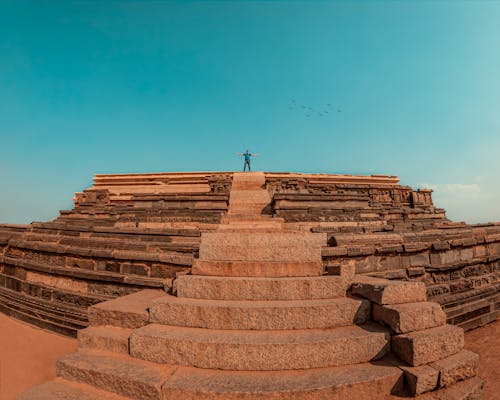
[288,99,342,118]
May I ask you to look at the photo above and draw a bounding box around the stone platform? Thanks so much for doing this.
[17,172,485,399]
[1,170,498,335]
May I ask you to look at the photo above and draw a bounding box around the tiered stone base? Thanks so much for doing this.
[18,173,484,399]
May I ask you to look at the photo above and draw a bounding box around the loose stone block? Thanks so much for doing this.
[372,302,446,334]
[351,276,427,305]
[430,350,479,388]
[392,324,464,366]
[401,364,439,395]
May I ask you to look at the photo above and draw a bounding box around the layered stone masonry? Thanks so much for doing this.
[19,270,484,399]
[0,173,232,336]
[1,170,499,339]
[264,173,500,331]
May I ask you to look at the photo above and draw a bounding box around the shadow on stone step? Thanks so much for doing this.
[370,355,407,396]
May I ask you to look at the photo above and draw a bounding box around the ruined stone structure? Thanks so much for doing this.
[1,171,497,398]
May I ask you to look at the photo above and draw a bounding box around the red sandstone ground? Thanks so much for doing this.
[0,314,77,400]
[0,313,498,400]
[464,320,500,400]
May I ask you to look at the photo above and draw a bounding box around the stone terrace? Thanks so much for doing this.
[18,172,485,399]
[0,172,232,336]
[0,170,498,337]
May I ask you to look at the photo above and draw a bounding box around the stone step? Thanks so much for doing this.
[192,260,325,277]
[149,295,370,330]
[351,276,427,305]
[198,230,325,262]
[414,376,483,400]
[88,289,167,328]
[392,324,464,366]
[56,350,175,400]
[372,301,446,334]
[78,326,133,354]
[17,378,130,400]
[130,323,390,370]
[161,358,404,400]
[174,275,349,300]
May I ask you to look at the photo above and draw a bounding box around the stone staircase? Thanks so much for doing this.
[18,172,484,399]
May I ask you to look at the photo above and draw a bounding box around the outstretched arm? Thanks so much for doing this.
[236,153,244,156]
[251,153,260,156]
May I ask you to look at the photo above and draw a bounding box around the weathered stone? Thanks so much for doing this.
[150,295,370,330]
[88,289,166,328]
[198,230,325,263]
[401,364,439,395]
[56,351,174,400]
[351,276,427,305]
[17,379,132,400]
[392,324,464,366]
[161,359,404,400]
[175,274,349,300]
[372,301,446,333]
[130,323,390,370]
[192,259,325,277]
[430,350,479,388]
[78,326,132,354]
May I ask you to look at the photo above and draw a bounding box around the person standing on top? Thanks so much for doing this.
[237,150,259,172]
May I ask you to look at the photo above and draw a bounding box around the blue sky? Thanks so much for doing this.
[1,1,499,224]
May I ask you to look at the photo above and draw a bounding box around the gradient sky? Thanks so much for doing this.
[1,1,499,224]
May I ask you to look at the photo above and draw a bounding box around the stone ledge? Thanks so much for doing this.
[351,276,427,305]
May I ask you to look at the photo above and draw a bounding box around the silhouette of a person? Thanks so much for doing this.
[237,150,259,172]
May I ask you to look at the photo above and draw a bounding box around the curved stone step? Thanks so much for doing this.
[78,326,132,354]
[130,323,390,371]
[174,274,349,300]
[88,289,167,328]
[161,358,404,400]
[56,350,175,400]
[17,378,130,400]
[150,295,370,330]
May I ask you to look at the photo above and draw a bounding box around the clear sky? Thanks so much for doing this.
[1,1,499,224]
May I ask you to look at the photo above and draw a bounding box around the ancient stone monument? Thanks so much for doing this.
[1,171,497,399]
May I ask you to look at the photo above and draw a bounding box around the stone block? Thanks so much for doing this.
[150,295,370,330]
[130,323,390,370]
[372,302,446,334]
[415,376,483,400]
[410,253,430,267]
[192,259,325,277]
[351,276,427,305]
[88,289,166,328]
[78,326,132,354]
[56,351,174,400]
[401,364,439,395]
[429,350,479,388]
[392,324,464,366]
[198,230,325,263]
[174,274,349,301]
[17,379,132,400]
[407,266,425,277]
[160,359,404,400]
